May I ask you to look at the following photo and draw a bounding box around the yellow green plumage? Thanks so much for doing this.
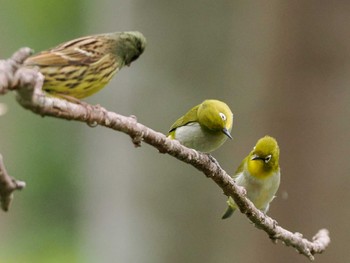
[168,100,233,153]
[222,136,280,219]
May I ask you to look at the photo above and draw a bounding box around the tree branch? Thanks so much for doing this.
[0,154,26,211]
[0,48,330,260]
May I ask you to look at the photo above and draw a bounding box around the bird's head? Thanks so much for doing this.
[113,31,146,66]
[247,136,280,178]
[197,99,233,139]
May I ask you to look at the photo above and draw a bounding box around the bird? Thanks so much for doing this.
[168,99,233,153]
[222,135,280,219]
[23,31,146,99]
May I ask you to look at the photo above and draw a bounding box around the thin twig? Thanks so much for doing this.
[0,154,26,211]
[0,48,330,260]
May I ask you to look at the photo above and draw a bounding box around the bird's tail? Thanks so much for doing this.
[222,197,237,219]
[221,206,236,219]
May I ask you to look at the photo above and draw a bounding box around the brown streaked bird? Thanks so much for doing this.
[23,31,146,99]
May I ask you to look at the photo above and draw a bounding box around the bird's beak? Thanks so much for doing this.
[222,128,232,139]
[251,154,261,161]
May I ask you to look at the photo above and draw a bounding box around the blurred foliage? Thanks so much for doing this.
[0,0,84,52]
[0,1,84,262]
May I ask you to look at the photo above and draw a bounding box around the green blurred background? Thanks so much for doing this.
[0,1,349,262]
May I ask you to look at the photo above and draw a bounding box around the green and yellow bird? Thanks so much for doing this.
[168,99,233,153]
[222,136,280,219]
[23,31,146,99]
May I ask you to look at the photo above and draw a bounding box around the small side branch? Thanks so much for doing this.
[0,49,330,260]
[0,154,26,211]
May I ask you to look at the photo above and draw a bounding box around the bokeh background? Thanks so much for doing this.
[0,1,348,262]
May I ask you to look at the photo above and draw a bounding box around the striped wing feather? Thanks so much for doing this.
[24,35,110,66]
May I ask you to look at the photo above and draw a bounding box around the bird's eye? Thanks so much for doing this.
[264,155,272,163]
[219,112,226,121]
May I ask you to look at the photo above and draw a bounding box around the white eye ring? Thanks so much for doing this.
[219,112,226,121]
[264,155,272,163]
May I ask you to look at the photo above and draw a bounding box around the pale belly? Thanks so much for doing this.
[235,170,280,212]
[174,122,228,153]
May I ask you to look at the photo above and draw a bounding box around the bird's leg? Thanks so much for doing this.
[50,93,108,127]
[52,93,89,106]
[206,154,222,169]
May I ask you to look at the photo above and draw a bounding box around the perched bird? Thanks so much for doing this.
[23,31,146,99]
[168,99,233,153]
[222,136,280,219]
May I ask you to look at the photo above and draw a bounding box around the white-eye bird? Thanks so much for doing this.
[168,99,233,153]
[222,136,280,219]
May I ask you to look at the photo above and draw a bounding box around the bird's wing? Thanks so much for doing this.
[168,104,200,132]
[232,156,248,179]
[24,36,106,66]
[222,156,249,219]
[24,49,102,66]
